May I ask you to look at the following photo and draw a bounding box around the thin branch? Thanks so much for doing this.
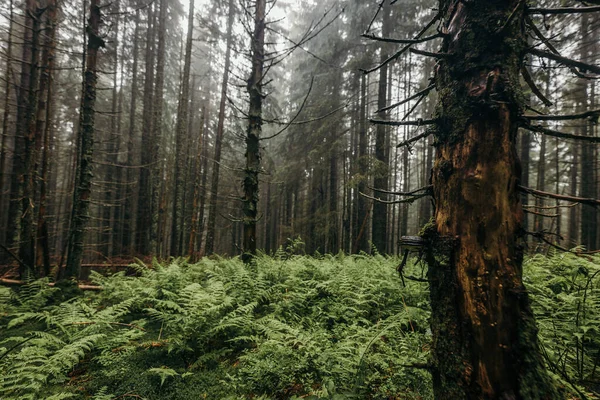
[362,32,442,44]
[521,123,600,143]
[361,12,441,75]
[369,185,432,196]
[528,47,600,75]
[527,6,600,14]
[370,118,436,127]
[378,83,435,113]
[523,209,559,218]
[260,76,315,141]
[523,109,600,121]
[519,186,600,207]
[397,131,432,148]
[409,48,452,58]
[521,66,553,107]
[526,17,592,79]
[359,191,429,204]
[527,231,600,256]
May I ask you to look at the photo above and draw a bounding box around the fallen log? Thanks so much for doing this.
[0,278,102,291]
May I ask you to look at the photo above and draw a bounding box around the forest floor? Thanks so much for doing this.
[0,251,599,399]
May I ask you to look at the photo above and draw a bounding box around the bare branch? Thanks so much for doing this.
[521,123,600,143]
[528,48,600,75]
[378,83,435,113]
[361,12,441,75]
[397,131,432,148]
[370,118,436,127]
[521,66,553,107]
[409,48,452,58]
[527,6,600,15]
[369,185,432,196]
[519,186,600,207]
[523,109,600,121]
[362,33,443,44]
[359,191,429,205]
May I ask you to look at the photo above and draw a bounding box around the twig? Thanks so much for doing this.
[361,12,441,75]
[528,48,600,75]
[0,243,30,272]
[362,33,442,44]
[521,66,552,107]
[527,6,600,14]
[523,109,600,121]
[521,123,600,143]
[369,185,432,196]
[359,191,429,204]
[519,186,600,207]
[409,48,452,59]
[370,118,436,127]
[397,131,432,148]
[378,83,435,113]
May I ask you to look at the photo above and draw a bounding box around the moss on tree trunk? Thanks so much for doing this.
[426,1,560,398]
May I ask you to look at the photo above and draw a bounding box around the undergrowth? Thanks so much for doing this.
[0,250,598,399]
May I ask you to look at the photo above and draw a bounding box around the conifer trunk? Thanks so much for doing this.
[64,0,104,279]
[242,0,266,262]
[171,0,195,256]
[205,0,235,255]
[427,1,558,397]
[372,0,391,253]
[136,4,156,255]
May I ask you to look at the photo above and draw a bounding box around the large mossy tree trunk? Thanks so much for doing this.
[427,1,559,398]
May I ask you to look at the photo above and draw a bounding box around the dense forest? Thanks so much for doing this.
[1,0,600,398]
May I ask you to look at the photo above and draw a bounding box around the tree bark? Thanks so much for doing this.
[64,0,104,279]
[242,0,266,263]
[150,0,167,256]
[123,9,141,256]
[136,4,156,255]
[205,0,235,255]
[427,1,559,397]
[170,0,195,256]
[372,0,392,254]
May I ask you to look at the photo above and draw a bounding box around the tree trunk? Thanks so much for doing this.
[122,9,141,256]
[35,0,58,276]
[64,0,104,279]
[353,74,369,253]
[242,0,266,263]
[136,4,156,255]
[0,0,15,251]
[170,0,195,256]
[150,0,167,256]
[205,0,235,255]
[372,0,391,253]
[427,1,558,397]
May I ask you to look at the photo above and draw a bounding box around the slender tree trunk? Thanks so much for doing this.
[171,0,195,256]
[0,0,15,251]
[16,0,42,276]
[427,1,558,397]
[205,0,235,255]
[579,13,596,250]
[353,74,369,253]
[64,0,104,279]
[242,0,266,263]
[35,0,58,276]
[136,4,156,256]
[372,0,391,253]
[188,106,205,260]
[150,0,167,256]
[123,9,141,256]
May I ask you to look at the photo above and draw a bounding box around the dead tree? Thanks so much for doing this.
[363,0,600,397]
